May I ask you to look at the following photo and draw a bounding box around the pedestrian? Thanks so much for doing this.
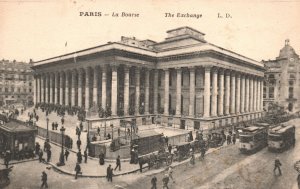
[162,174,169,189]
[77,139,81,150]
[114,155,121,171]
[76,126,80,136]
[52,122,55,130]
[297,173,300,189]
[55,122,58,130]
[168,144,172,154]
[46,149,51,162]
[74,163,81,179]
[151,176,157,189]
[118,128,120,137]
[84,150,88,163]
[39,149,44,162]
[167,166,175,183]
[273,157,282,176]
[64,149,69,161]
[61,116,64,125]
[190,152,195,165]
[227,134,231,145]
[35,142,40,155]
[99,152,105,165]
[77,150,82,163]
[97,126,100,136]
[80,121,83,131]
[106,164,113,182]
[165,136,169,146]
[4,151,10,168]
[40,171,48,188]
[232,132,236,145]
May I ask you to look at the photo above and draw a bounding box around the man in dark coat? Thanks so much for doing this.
[35,142,40,155]
[46,149,51,162]
[64,149,70,161]
[151,176,157,189]
[77,139,81,150]
[168,144,172,154]
[99,152,105,165]
[39,149,44,162]
[84,150,88,163]
[41,171,48,188]
[74,163,81,179]
[106,164,113,182]
[114,155,121,171]
[274,157,282,176]
[77,150,82,163]
[52,122,55,130]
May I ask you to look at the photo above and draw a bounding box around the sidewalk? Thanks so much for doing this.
[35,137,140,178]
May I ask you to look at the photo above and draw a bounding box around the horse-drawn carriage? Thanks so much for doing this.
[173,142,191,162]
[138,149,172,172]
[209,131,224,148]
[0,166,13,188]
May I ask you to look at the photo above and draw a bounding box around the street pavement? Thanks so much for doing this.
[111,118,300,189]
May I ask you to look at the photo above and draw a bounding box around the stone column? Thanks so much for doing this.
[236,73,241,113]
[230,72,236,114]
[203,67,211,118]
[54,73,59,104]
[101,66,107,110]
[253,77,257,111]
[145,69,150,114]
[41,76,45,103]
[164,69,169,116]
[37,75,41,103]
[135,68,140,115]
[260,79,263,111]
[218,70,224,116]
[257,78,260,111]
[77,69,83,107]
[65,72,70,106]
[153,70,158,114]
[240,74,245,113]
[249,76,253,112]
[34,75,37,104]
[71,70,76,106]
[245,75,249,112]
[225,70,230,115]
[111,66,118,116]
[49,73,54,104]
[211,68,218,117]
[124,66,130,115]
[45,74,49,103]
[93,67,99,106]
[176,68,182,116]
[189,67,195,117]
[85,68,90,110]
[59,72,64,105]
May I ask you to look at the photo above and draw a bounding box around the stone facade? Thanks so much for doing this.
[0,60,34,106]
[263,39,300,113]
[32,27,264,130]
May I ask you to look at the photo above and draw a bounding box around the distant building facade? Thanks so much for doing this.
[263,39,300,112]
[32,27,264,129]
[0,60,34,107]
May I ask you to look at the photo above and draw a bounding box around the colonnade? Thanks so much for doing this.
[34,65,264,118]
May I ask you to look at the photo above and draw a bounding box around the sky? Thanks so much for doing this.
[0,0,300,63]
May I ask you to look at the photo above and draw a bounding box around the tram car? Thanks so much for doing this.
[268,124,295,152]
[238,126,268,153]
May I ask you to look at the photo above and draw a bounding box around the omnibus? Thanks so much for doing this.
[268,124,295,152]
[238,126,268,153]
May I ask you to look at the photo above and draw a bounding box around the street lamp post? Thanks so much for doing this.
[57,125,65,166]
[46,116,49,142]
[111,124,114,140]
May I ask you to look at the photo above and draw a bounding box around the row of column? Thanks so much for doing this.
[34,65,264,118]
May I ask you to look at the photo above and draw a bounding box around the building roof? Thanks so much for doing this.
[269,124,294,134]
[0,120,36,133]
[135,130,161,138]
[33,27,263,69]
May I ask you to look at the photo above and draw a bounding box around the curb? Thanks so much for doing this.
[45,144,229,178]
[0,158,39,166]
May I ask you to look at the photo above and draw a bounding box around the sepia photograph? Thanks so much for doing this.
[0,0,300,188]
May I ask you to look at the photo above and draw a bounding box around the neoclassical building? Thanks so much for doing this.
[263,39,300,112]
[32,27,264,129]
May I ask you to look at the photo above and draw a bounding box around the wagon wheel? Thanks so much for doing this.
[294,160,300,173]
